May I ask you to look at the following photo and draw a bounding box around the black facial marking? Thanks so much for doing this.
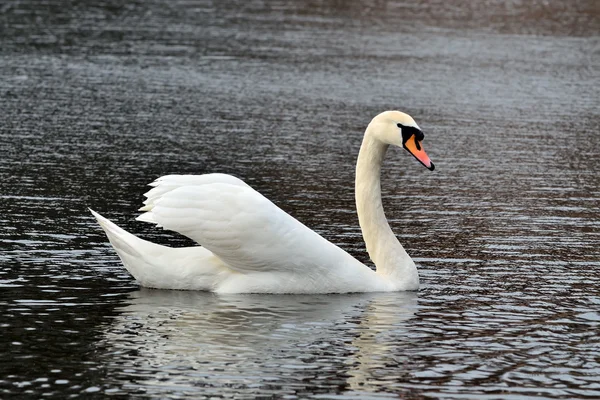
[397,123,424,144]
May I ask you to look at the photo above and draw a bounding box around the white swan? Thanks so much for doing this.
[91,111,435,294]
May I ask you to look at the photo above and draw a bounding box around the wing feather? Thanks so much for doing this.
[137,175,349,274]
[140,174,248,211]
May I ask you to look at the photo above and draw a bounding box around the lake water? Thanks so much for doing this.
[1,0,599,398]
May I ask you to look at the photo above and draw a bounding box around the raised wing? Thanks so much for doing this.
[137,174,354,274]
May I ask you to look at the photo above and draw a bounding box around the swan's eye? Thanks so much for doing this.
[397,123,424,144]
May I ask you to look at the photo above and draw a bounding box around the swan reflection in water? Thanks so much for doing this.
[99,289,419,395]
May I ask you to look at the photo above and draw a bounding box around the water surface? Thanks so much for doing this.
[1,0,599,398]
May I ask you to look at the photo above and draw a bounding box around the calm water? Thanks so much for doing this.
[1,0,599,398]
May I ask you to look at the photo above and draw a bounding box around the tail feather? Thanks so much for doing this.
[90,209,152,258]
[90,209,226,290]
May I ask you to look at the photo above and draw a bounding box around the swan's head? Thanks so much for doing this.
[368,111,435,171]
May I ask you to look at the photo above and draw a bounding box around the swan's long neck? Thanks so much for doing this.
[355,129,417,285]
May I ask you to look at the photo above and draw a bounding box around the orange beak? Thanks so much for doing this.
[403,134,435,171]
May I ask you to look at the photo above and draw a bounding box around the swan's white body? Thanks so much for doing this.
[92,111,434,294]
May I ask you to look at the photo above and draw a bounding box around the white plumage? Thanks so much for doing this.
[91,111,435,294]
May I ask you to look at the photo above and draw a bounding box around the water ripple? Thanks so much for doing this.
[1,0,598,398]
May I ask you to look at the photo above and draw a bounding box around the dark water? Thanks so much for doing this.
[1,0,599,398]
